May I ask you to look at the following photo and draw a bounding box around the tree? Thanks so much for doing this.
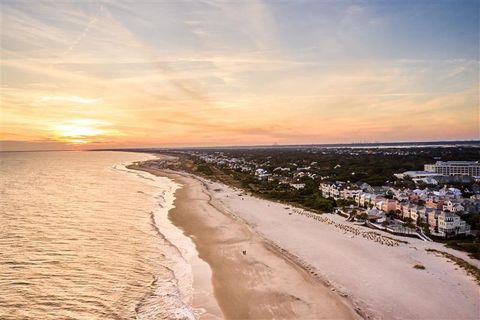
[416,216,425,227]
[357,212,368,220]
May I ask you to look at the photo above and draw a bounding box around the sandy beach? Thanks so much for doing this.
[151,168,357,319]
[133,162,479,320]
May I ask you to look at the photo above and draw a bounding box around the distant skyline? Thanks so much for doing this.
[1,0,479,151]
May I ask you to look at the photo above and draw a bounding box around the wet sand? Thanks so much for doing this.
[133,165,359,320]
[207,180,480,320]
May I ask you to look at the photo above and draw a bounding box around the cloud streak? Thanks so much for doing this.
[1,0,478,150]
[39,96,102,104]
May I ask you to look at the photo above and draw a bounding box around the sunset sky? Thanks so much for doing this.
[1,0,479,151]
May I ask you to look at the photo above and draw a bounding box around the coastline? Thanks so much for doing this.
[129,164,360,319]
[206,178,480,320]
[130,159,479,320]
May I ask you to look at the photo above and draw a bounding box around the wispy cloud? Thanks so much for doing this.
[1,0,478,150]
[60,4,104,58]
[40,96,102,104]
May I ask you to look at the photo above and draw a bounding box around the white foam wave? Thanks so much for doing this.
[115,160,202,319]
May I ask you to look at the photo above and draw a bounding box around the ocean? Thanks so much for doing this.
[0,151,201,319]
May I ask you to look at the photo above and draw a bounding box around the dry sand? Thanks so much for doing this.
[134,163,479,320]
[164,170,358,319]
[205,180,480,320]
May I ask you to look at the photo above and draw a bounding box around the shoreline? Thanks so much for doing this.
[130,158,479,320]
[129,164,360,319]
[206,176,480,320]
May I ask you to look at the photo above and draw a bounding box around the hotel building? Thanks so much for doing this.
[424,161,480,176]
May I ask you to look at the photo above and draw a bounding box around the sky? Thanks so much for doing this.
[1,0,479,151]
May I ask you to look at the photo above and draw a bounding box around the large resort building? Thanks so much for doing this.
[424,161,480,176]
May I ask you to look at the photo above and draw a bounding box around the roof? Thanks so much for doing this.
[404,171,440,177]
[435,161,479,166]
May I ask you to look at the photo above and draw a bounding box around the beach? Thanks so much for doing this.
[134,165,358,319]
[133,160,480,320]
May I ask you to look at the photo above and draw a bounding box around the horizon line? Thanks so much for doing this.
[1,139,479,153]
[94,139,480,151]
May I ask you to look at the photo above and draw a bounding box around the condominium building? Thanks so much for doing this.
[319,182,361,200]
[381,199,398,213]
[424,161,480,176]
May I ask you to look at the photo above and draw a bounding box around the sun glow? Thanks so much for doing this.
[54,119,105,144]
[1,1,478,151]
[40,96,101,104]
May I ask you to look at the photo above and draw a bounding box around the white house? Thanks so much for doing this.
[443,201,465,213]
[290,183,306,190]
[437,212,470,237]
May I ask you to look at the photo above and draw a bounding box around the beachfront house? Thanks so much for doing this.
[443,201,465,213]
[367,207,386,223]
[381,199,398,213]
[428,211,440,233]
[340,187,362,200]
[436,212,470,237]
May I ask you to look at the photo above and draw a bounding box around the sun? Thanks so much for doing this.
[54,119,104,144]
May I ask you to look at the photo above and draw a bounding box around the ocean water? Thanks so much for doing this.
[0,151,200,319]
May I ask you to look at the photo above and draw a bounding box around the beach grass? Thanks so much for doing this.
[426,248,480,284]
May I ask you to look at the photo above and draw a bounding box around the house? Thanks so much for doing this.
[359,182,374,192]
[375,199,384,210]
[257,173,271,180]
[254,168,271,180]
[341,188,362,199]
[359,193,372,207]
[416,207,430,223]
[394,171,441,179]
[437,212,470,237]
[437,186,462,199]
[370,195,384,207]
[410,206,424,222]
[425,198,445,210]
[389,188,410,202]
[428,210,441,233]
[381,199,398,213]
[367,207,386,223]
[443,201,465,213]
[402,204,417,219]
[413,177,439,185]
[320,183,331,197]
[255,168,268,176]
[290,183,306,190]
[320,182,359,200]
